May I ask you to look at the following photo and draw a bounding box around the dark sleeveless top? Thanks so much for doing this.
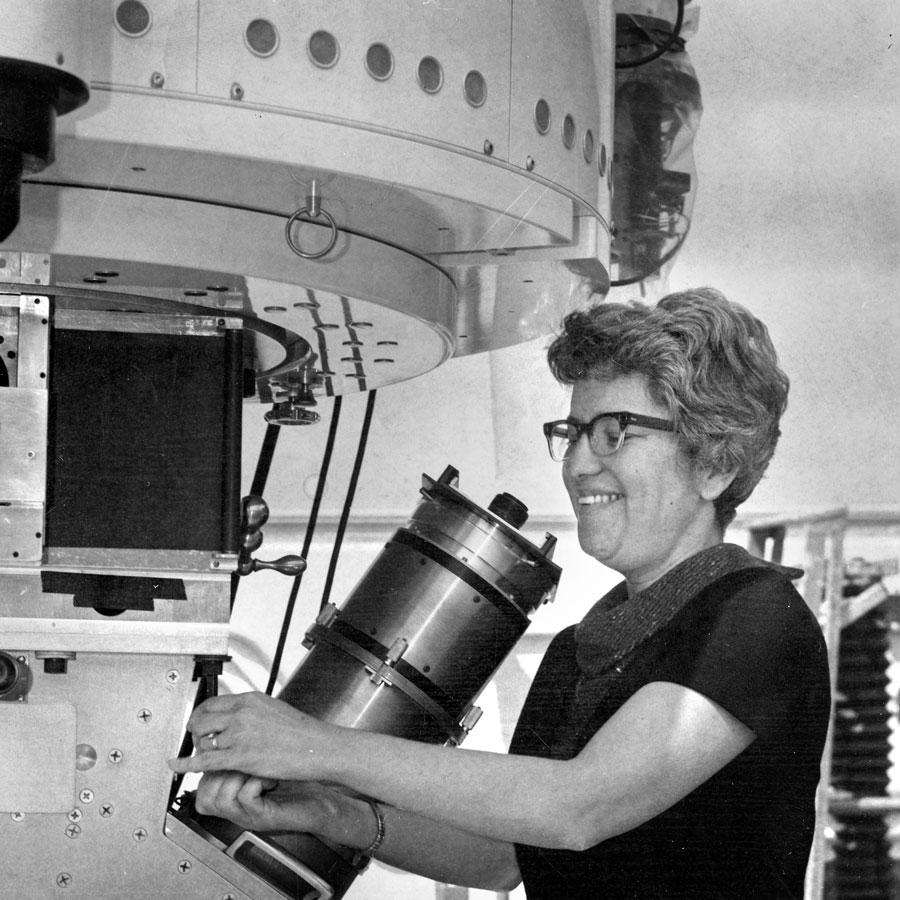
[510,545,831,899]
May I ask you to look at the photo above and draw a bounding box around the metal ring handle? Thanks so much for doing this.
[284,206,339,259]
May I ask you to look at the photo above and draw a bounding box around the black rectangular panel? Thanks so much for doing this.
[45,325,239,551]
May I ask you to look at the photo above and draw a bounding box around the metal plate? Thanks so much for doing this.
[0,702,76,812]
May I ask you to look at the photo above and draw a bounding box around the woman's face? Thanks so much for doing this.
[562,374,725,592]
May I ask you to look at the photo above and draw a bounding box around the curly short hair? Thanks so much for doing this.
[546,287,789,528]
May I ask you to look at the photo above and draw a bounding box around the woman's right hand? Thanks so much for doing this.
[194,772,345,836]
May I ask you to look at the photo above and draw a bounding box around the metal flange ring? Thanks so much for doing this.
[284,206,339,259]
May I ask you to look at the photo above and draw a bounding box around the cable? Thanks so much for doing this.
[320,389,378,613]
[610,219,690,287]
[264,395,343,696]
[615,0,685,70]
[250,423,281,498]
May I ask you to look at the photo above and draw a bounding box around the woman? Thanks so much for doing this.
[171,288,831,898]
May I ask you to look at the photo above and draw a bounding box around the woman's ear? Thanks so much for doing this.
[698,467,737,502]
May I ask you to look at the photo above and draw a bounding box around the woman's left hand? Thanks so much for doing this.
[167,692,334,780]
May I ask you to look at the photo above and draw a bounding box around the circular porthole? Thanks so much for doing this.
[562,114,576,150]
[115,1,151,38]
[244,18,279,57]
[308,30,339,68]
[533,99,551,135]
[464,70,487,108]
[365,43,394,80]
[417,56,443,94]
[583,129,595,163]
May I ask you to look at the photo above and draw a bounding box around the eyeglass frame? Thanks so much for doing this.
[542,410,677,462]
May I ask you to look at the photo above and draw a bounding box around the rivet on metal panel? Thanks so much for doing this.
[483,140,494,156]
[525,157,535,172]
[534,99,551,135]
[583,129,595,163]
[562,114,576,149]
[245,19,279,58]
[465,70,487,108]
[230,83,244,101]
[149,71,165,89]
[417,57,443,94]
[115,1,152,38]
[365,43,393,81]
[308,31,339,68]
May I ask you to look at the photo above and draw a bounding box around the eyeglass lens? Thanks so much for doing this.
[549,416,624,460]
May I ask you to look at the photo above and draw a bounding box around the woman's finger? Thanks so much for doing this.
[168,748,235,774]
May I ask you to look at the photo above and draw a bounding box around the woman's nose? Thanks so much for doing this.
[563,433,604,476]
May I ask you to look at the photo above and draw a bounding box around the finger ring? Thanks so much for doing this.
[204,732,219,751]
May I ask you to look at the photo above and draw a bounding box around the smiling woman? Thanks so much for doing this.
[171,288,831,900]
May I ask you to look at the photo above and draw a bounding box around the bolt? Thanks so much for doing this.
[99,803,114,818]
[166,669,180,684]
[138,709,152,723]
[108,749,123,764]
[133,827,148,842]
[10,811,24,822]
[230,82,244,101]
[177,860,192,874]
[150,71,165,89]
[56,873,72,888]
[79,789,94,804]
[64,823,81,839]
[16,655,26,663]
[67,808,83,823]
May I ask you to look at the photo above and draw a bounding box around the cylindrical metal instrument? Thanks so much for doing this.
[180,465,560,899]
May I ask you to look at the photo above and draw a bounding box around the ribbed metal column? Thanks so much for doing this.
[827,595,896,899]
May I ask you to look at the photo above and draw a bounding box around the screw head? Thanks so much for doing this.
[67,808,83,823]
[79,789,94,804]
[99,803,114,818]
[483,139,494,156]
[64,823,81,839]
[132,827,148,842]
[10,811,24,822]
[108,749,123,764]
[138,708,152,723]
[178,859,192,873]
[56,872,72,887]
[150,71,165,88]
[230,82,244,101]
[525,156,535,171]
[166,669,180,683]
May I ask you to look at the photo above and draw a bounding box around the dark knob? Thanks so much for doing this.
[488,492,528,529]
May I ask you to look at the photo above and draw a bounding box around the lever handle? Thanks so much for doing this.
[248,555,307,577]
